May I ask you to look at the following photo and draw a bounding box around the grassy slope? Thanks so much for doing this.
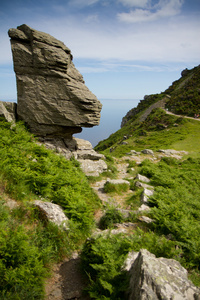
[95,109,200,158]
[1,65,200,299]
[0,120,101,299]
[81,67,200,299]
[95,65,200,157]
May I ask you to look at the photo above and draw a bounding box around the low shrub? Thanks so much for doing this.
[104,182,129,194]
[81,230,182,299]
[0,120,101,297]
[99,207,124,229]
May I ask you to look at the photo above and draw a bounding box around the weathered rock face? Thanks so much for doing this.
[124,249,200,300]
[0,101,17,123]
[33,200,69,229]
[8,24,102,138]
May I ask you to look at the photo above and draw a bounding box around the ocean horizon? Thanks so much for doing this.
[75,98,140,147]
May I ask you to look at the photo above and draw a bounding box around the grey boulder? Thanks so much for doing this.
[124,249,200,300]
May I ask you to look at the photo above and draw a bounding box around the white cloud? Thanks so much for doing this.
[118,0,183,22]
[1,0,199,72]
[118,0,149,8]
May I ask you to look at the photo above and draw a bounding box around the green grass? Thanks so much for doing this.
[0,120,101,299]
[81,156,200,298]
[104,181,130,194]
[95,109,200,158]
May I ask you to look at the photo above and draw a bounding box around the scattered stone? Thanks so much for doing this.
[72,138,93,150]
[8,24,102,138]
[121,141,128,145]
[136,174,150,183]
[33,200,69,229]
[140,188,154,204]
[130,150,137,154]
[138,204,151,212]
[141,149,154,155]
[78,159,107,177]
[124,249,200,300]
[106,179,130,186]
[138,215,154,224]
[158,149,188,155]
[135,181,153,189]
[74,149,105,161]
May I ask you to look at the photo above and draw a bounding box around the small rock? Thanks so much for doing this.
[138,204,150,212]
[139,215,154,224]
[140,188,154,204]
[141,149,154,155]
[74,149,105,160]
[135,181,153,189]
[78,159,107,177]
[106,179,130,186]
[73,138,93,150]
[33,200,69,229]
[136,174,150,183]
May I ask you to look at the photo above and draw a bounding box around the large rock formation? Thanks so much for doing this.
[8,24,102,138]
[124,249,200,300]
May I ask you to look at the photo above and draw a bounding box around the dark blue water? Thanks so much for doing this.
[75,99,139,147]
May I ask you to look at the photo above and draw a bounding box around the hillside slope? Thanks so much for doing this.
[95,65,200,157]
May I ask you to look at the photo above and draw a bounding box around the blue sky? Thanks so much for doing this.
[0,0,200,101]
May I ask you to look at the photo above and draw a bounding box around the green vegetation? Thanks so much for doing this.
[0,120,100,299]
[81,231,182,299]
[165,66,200,116]
[104,181,130,194]
[82,64,200,297]
[139,158,200,270]
[95,65,200,157]
[99,207,124,230]
[1,65,200,299]
[95,108,200,158]
[81,157,200,298]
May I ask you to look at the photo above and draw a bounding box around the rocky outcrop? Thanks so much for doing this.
[124,249,200,300]
[38,137,107,176]
[33,200,69,229]
[0,101,17,123]
[8,24,102,138]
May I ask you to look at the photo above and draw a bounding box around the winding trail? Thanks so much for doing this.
[164,109,200,121]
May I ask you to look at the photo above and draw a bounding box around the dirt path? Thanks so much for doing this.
[165,109,200,121]
[45,253,90,300]
[45,159,134,300]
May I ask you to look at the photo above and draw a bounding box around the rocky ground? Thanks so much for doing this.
[44,148,189,300]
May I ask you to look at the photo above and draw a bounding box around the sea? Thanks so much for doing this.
[75,99,140,147]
